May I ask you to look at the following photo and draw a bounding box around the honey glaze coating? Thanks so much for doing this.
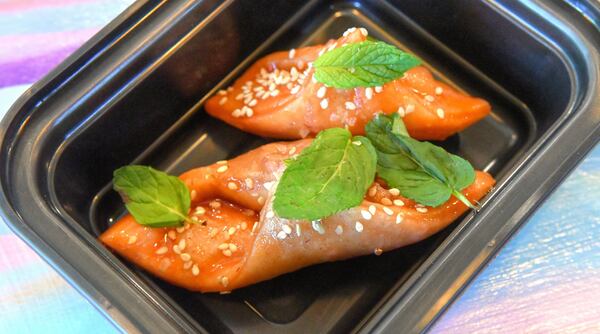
[100,139,495,292]
[205,27,491,140]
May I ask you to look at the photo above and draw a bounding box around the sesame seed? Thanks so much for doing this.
[257,196,265,205]
[335,225,343,235]
[155,247,168,255]
[352,140,362,146]
[406,104,415,113]
[229,243,238,252]
[127,235,137,245]
[416,207,428,213]
[219,97,227,105]
[425,95,435,102]
[290,85,301,94]
[218,90,227,96]
[345,101,356,110]
[359,27,368,36]
[180,253,191,262]
[436,108,445,119]
[190,190,197,200]
[178,239,186,251]
[375,86,383,93]
[320,98,329,109]
[435,86,444,95]
[345,27,357,36]
[396,213,403,224]
[389,188,400,196]
[316,86,327,98]
[318,48,325,56]
[221,276,229,287]
[218,243,229,250]
[235,93,244,100]
[361,210,372,220]
[223,249,232,257]
[383,207,394,216]
[264,211,274,220]
[243,209,255,216]
[289,48,296,59]
[217,165,228,173]
[173,245,181,254]
[312,220,325,234]
[282,224,292,235]
[368,205,377,215]
[176,226,185,233]
[368,186,377,197]
[248,99,257,107]
[191,216,199,223]
[228,227,237,235]
[209,228,218,238]
[381,198,393,206]
[241,222,248,230]
[374,248,383,256]
[296,224,301,236]
[243,178,253,189]
[232,109,243,117]
[393,199,405,206]
[192,264,200,276]
[355,221,364,232]
[217,160,227,165]
[365,87,373,100]
[277,231,287,239]
[195,207,205,216]
[252,222,259,234]
[227,182,238,190]
[311,75,317,83]
[397,106,406,117]
[271,89,280,97]
[242,106,253,117]
[184,261,193,270]
[289,147,297,155]
[167,230,177,240]
[210,201,221,208]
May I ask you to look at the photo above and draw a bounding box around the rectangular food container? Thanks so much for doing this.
[1,0,599,333]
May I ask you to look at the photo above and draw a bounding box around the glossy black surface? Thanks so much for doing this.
[0,0,598,333]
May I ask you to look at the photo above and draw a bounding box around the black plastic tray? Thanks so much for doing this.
[1,0,599,333]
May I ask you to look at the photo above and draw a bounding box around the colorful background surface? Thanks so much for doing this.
[0,1,598,333]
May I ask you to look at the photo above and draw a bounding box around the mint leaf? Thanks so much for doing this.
[366,114,476,208]
[313,41,421,88]
[113,165,191,227]
[273,128,377,220]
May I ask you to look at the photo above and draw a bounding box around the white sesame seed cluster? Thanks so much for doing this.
[218,60,311,119]
[137,198,259,289]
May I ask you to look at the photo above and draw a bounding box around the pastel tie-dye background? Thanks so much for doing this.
[0,1,598,333]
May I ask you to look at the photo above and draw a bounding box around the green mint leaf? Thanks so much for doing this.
[113,165,191,227]
[313,41,421,89]
[366,114,476,208]
[273,128,377,220]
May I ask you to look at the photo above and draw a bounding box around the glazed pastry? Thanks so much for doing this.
[205,28,491,141]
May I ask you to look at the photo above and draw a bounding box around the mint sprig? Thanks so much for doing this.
[113,165,191,227]
[273,128,377,220]
[365,114,477,208]
[313,41,421,89]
